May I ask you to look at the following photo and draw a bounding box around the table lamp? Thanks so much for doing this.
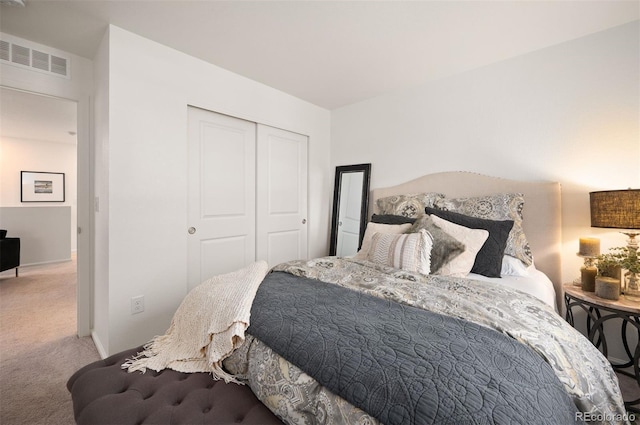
[590,189,640,295]
[590,189,640,249]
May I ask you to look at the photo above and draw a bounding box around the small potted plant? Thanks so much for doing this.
[596,247,640,300]
[595,252,622,300]
[596,252,621,278]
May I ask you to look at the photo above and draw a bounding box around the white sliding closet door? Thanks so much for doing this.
[187,107,256,290]
[256,125,308,266]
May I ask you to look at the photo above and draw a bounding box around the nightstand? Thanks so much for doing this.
[564,284,640,412]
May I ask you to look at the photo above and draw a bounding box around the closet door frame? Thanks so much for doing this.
[187,107,309,289]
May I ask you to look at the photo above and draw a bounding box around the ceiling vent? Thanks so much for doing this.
[0,37,70,79]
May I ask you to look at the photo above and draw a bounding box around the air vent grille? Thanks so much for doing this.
[0,40,9,61]
[11,44,29,66]
[0,37,70,79]
[32,49,49,71]
[50,55,68,76]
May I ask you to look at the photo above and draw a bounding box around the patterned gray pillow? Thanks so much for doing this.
[433,193,532,266]
[376,193,445,219]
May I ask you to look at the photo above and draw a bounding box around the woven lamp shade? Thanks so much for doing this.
[590,189,640,229]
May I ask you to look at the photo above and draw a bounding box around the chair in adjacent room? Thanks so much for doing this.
[0,232,21,277]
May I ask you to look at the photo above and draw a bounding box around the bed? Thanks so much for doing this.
[68,172,630,425]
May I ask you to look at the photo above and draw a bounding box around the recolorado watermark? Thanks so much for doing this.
[575,412,636,423]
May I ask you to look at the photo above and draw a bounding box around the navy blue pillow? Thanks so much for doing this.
[370,214,417,225]
[425,207,514,278]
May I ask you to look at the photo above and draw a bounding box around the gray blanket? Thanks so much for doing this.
[248,271,580,425]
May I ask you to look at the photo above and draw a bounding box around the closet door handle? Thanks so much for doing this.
[302,219,307,224]
[188,227,196,235]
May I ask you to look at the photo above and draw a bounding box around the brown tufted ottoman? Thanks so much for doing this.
[67,346,282,425]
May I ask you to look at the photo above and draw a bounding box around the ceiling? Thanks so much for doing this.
[1,1,638,111]
[0,87,77,145]
[0,1,638,145]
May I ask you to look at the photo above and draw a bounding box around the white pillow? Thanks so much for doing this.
[366,229,432,275]
[430,215,489,278]
[501,255,534,277]
[354,222,413,260]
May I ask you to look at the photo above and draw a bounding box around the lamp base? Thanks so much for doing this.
[622,231,639,252]
[620,232,640,299]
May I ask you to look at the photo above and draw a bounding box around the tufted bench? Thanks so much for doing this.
[67,346,282,425]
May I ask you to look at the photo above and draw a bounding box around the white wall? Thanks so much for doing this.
[331,21,640,286]
[94,26,331,355]
[0,136,77,256]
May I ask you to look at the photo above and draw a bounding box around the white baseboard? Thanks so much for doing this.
[20,258,73,268]
[91,331,108,360]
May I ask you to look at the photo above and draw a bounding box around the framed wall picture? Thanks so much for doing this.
[21,171,65,202]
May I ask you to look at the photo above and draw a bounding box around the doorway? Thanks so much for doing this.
[0,86,81,325]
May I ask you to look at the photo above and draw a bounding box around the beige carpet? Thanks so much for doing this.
[0,257,100,425]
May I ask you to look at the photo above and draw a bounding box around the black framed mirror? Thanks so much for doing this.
[329,163,371,257]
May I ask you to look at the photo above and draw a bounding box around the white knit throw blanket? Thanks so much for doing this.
[122,261,269,383]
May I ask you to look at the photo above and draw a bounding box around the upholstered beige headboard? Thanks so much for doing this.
[370,172,562,308]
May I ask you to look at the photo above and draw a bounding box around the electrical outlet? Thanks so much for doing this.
[131,295,144,314]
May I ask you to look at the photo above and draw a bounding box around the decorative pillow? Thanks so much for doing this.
[429,215,489,278]
[354,222,413,260]
[407,215,465,274]
[433,193,532,266]
[370,214,417,225]
[376,193,445,219]
[366,229,432,275]
[426,207,514,278]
